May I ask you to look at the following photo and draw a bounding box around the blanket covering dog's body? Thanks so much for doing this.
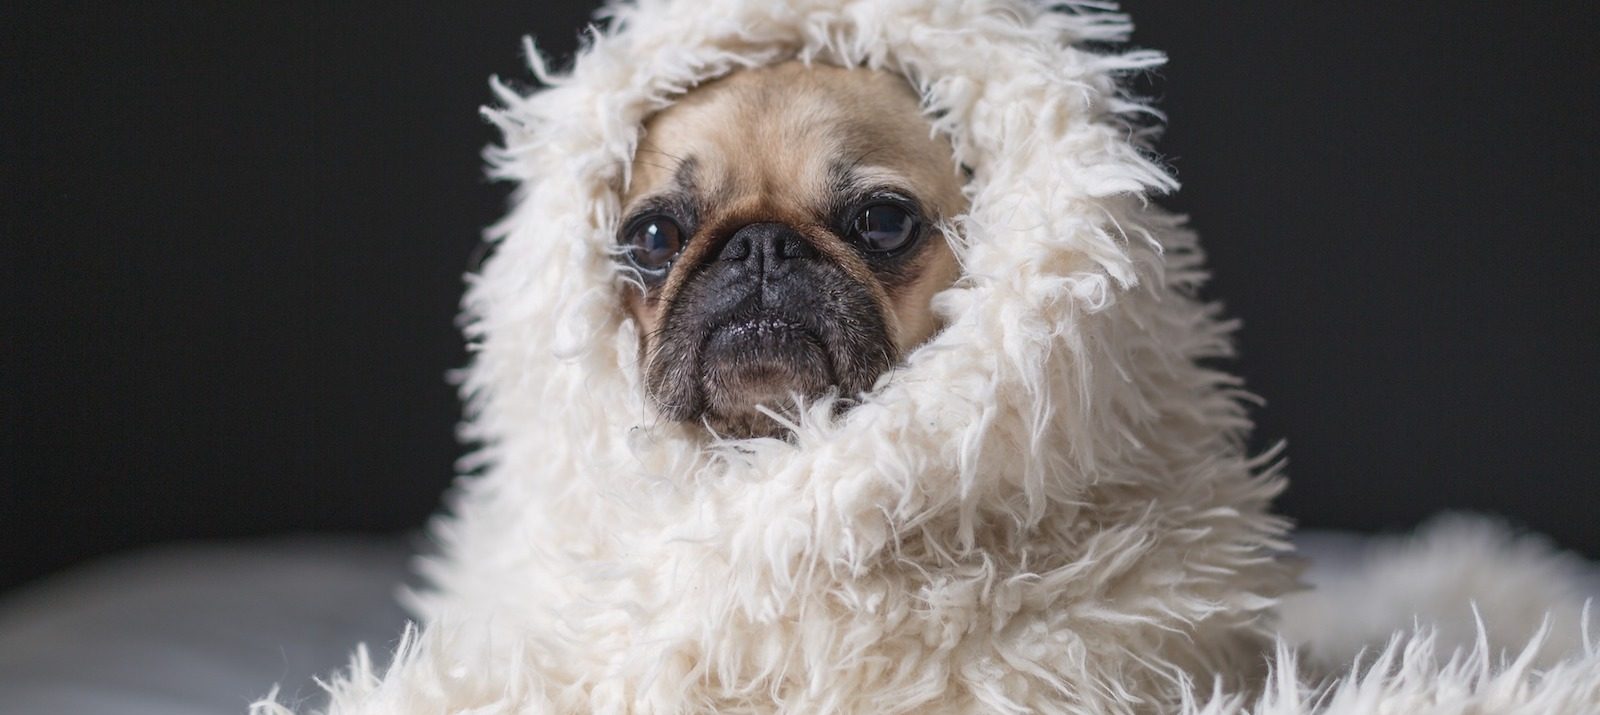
[258,1,1599,712]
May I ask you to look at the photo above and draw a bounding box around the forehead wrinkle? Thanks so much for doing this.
[840,165,917,195]
[671,156,698,193]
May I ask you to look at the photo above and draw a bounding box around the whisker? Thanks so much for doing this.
[636,143,687,163]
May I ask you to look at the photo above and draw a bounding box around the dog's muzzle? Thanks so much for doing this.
[698,223,834,412]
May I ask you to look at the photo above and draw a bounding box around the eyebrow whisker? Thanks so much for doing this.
[632,160,676,173]
[637,144,687,163]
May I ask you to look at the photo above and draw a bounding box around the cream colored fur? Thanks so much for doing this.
[253,1,1599,712]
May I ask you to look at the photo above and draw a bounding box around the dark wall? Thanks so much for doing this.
[5,2,1596,593]
[1133,3,1599,556]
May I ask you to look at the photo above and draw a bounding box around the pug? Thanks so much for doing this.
[618,62,967,437]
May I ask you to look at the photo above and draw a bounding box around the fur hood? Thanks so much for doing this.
[257,1,1598,713]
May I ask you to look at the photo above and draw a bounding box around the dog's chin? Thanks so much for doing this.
[698,314,834,438]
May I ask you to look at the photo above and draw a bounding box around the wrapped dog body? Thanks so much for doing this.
[258,1,1599,713]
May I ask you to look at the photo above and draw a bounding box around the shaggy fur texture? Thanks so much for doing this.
[255,1,1599,712]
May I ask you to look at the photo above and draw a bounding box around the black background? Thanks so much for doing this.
[5,2,1597,594]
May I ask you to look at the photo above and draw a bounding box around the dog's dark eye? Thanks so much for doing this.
[624,216,684,275]
[849,203,918,252]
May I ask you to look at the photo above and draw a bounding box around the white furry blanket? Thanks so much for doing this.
[257,1,1599,712]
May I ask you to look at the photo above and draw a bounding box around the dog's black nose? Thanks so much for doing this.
[718,223,818,269]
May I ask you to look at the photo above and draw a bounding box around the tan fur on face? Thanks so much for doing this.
[622,62,966,428]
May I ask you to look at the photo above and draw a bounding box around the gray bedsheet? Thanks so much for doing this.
[0,531,1585,714]
[0,538,412,714]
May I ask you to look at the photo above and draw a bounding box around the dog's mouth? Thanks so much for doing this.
[697,311,834,429]
[643,244,896,438]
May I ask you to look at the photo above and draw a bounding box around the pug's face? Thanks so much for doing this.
[618,62,965,438]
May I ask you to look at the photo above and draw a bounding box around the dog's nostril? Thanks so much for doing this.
[720,235,751,261]
[720,222,813,265]
[777,235,817,259]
